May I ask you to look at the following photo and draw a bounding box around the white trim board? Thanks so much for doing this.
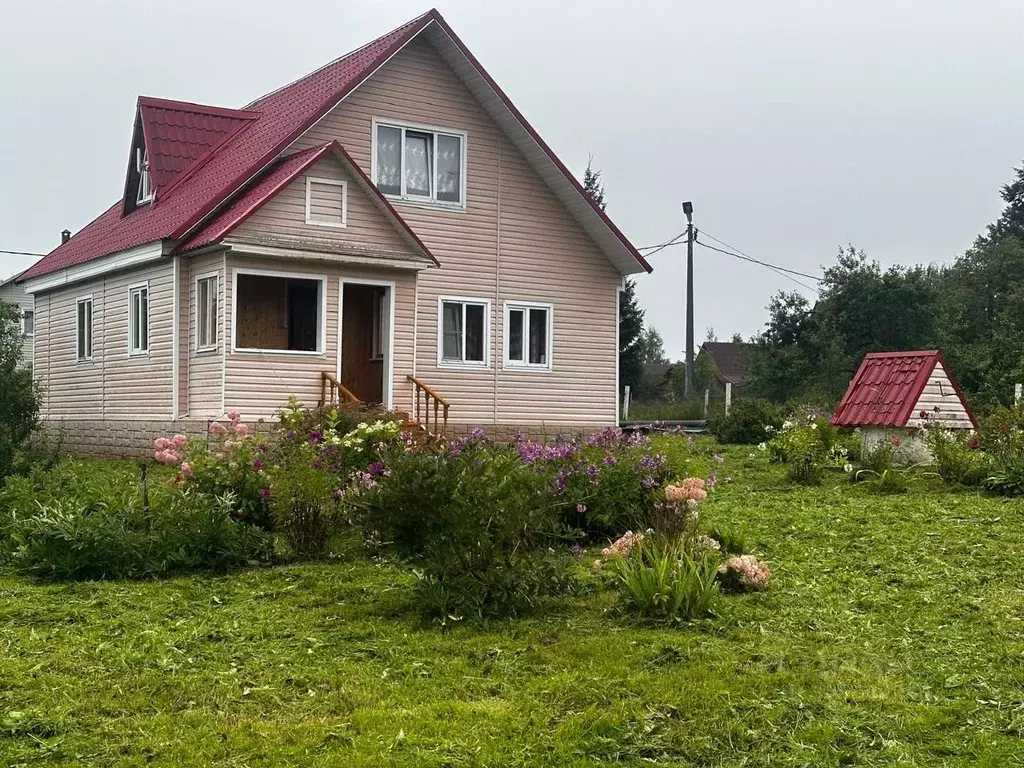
[435,295,491,369]
[23,242,165,295]
[305,176,348,228]
[338,276,397,410]
[230,266,328,356]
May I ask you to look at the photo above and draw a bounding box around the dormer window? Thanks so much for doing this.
[136,148,153,204]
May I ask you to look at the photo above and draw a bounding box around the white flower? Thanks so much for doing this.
[810,423,818,430]
[782,420,794,430]
[748,453,756,460]
[757,442,767,451]
[844,463,853,473]
[764,425,776,434]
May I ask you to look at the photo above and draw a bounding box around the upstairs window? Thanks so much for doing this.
[129,285,149,356]
[375,122,465,206]
[136,148,152,204]
[439,297,488,366]
[505,302,553,370]
[76,297,93,361]
[21,309,33,337]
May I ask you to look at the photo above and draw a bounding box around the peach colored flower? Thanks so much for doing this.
[718,555,771,591]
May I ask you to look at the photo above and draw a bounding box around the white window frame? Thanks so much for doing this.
[136,148,153,205]
[76,296,93,362]
[372,118,468,210]
[128,282,150,357]
[304,176,348,228]
[195,272,219,353]
[503,301,554,372]
[21,308,34,338]
[436,296,490,368]
[231,267,327,356]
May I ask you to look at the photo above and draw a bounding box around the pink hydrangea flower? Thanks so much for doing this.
[227,409,241,422]
[172,434,188,448]
[233,423,251,437]
[180,461,193,477]
[153,437,171,451]
[600,530,644,561]
[209,421,228,436]
[718,555,771,591]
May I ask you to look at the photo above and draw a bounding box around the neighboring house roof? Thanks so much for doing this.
[699,342,753,386]
[831,350,976,428]
[642,362,672,380]
[181,141,439,266]
[21,8,650,283]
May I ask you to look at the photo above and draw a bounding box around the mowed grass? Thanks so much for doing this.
[3,443,1024,766]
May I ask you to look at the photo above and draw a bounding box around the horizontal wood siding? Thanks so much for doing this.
[224,254,415,419]
[232,154,420,261]
[36,260,174,420]
[908,362,974,429]
[185,252,225,418]
[293,36,620,426]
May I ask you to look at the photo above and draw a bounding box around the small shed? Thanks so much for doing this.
[832,351,977,461]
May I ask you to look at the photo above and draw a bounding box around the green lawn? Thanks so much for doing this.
[3,444,1024,766]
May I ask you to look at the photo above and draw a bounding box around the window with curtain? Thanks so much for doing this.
[505,303,552,369]
[440,299,487,364]
[375,122,464,205]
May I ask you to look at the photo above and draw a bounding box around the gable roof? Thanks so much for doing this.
[831,350,976,428]
[699,341,753,386]
[21,9,649,284]
[181,141,439,266]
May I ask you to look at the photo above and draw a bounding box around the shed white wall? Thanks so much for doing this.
[906,361,974,429]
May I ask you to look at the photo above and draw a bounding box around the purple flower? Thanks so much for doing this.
[312,459,325,470]
[367,461,386,476]
[309,430,323,444]
[285,430,297,442]
[471,427,486,440]
[259,487,272,501]
[571,543,585,557]
[576,503,587,513]
[642,476,657,490]
[251,459,265,471]
[603,453,617,467]
[707,473,717,489]
[586,464,599,483]
[514,431,527,444]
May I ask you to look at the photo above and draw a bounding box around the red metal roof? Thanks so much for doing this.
[21,8,649,282]
[181,141,440,266]
[831,350,974,428]
[138,97,259,193]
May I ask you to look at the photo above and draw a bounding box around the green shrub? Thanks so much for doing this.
[925,428,988,486]
[1,463,272,580]
[613,537,719,622]
[0,300,40,483]
[786,456,823,486]
[268,458,340,559]
[856,439,897,476]
[353,443,570,620]
[711,399,783,445]
[855,468,911,495]
[707,524,748,555]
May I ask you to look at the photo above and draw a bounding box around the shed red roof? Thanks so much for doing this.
[831,351,974,428]
[21,8,649,282]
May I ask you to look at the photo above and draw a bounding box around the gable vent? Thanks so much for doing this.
[305,177,347,228]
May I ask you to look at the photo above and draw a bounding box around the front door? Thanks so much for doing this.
[340,283,388,405]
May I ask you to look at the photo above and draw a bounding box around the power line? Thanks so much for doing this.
[699,230,822,282]
[0,249,46,258]
[637,231,688,257]
[696,240,819,293]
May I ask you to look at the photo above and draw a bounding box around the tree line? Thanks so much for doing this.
[745,164,1024,410]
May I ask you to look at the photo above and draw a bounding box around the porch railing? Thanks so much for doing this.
[320,371,361,408]
[408,375,449,435]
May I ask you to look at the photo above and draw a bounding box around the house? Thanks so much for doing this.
[696,341,753,392]
[831,350,976,461]
[17,9,651,457]
[0,263,38,369]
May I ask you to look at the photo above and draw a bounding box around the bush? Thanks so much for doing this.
[613,537,720,622]
[353,442,571,620]
[1,461,271,579]
[925,428,988,486]
[0,300,40,483]
[785,456,822,486]
[708,524,748,555]
[268,458,340,559]
[711,399,783,445]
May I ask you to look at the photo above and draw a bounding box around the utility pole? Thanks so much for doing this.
[683,201,695,398]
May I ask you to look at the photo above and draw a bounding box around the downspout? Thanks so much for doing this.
[171,256,179,420]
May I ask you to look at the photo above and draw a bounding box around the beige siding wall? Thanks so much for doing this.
[233,155,419,260]
[223,254,417,419]
[908,362,974,429]
[293,37,621,426]
[0,281,34,367]
[35,259,175,420]
[183,251,226,418]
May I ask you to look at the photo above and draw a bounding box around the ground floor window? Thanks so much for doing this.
[21,309,33,337]
[129,285,149,356]
[196,275,218,350]
[76,297,93,361]
[439,297,488,365]
[234,273,323,353]
[371,287,387,360]
[505,301,552,369]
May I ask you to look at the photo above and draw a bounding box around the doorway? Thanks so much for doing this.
[339,281,392,407]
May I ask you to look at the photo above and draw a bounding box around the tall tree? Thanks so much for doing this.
[0,300,39,480]
[583,158,647,393]
[638,327,668,364]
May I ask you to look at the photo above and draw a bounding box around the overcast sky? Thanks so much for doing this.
[2,0,1022,357]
